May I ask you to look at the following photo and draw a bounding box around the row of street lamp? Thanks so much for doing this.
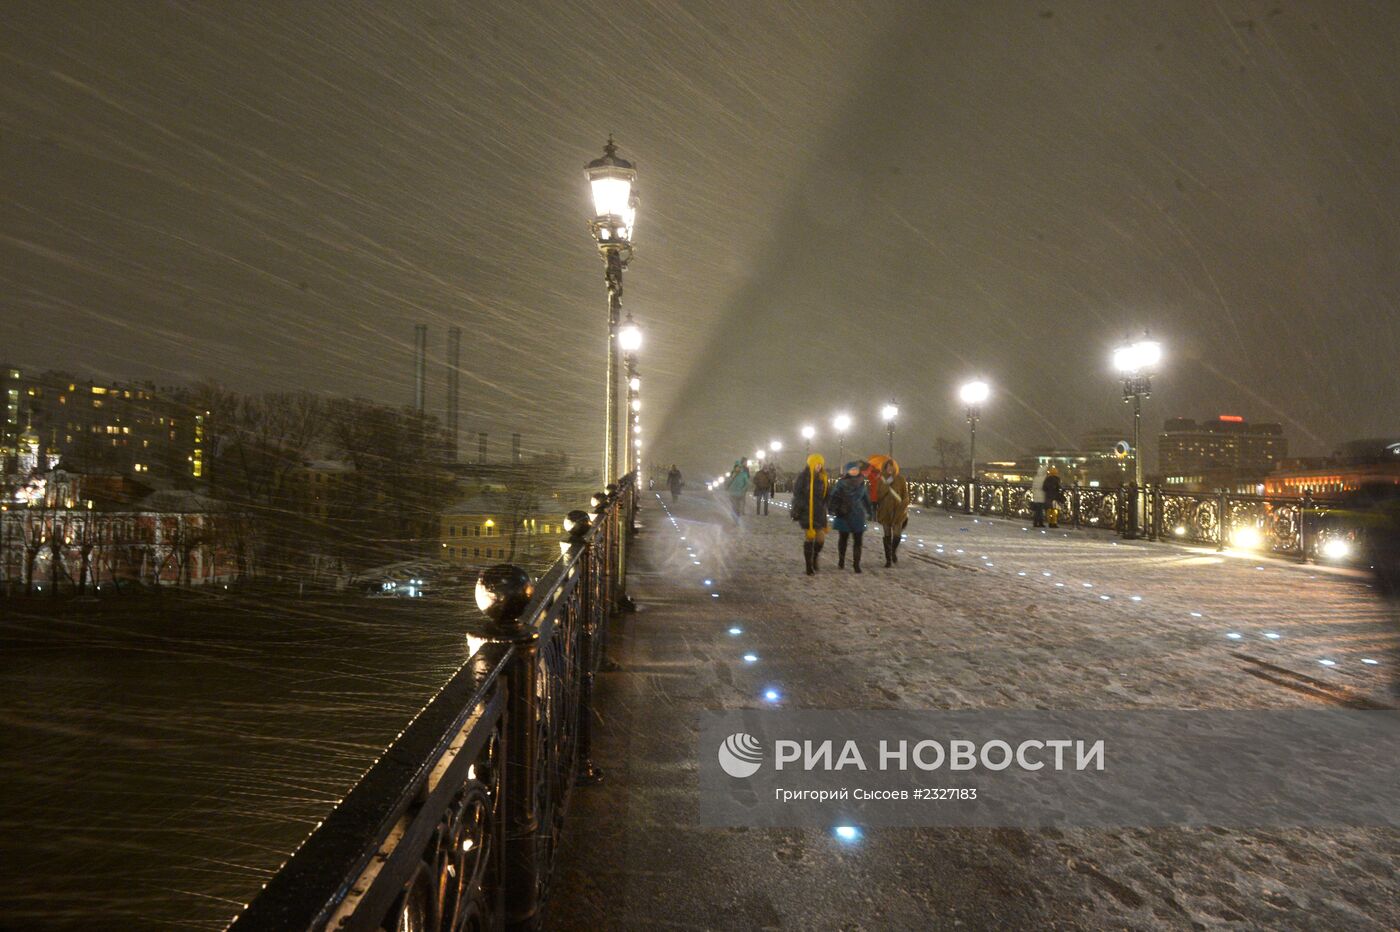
[585,137,1165,530]
[739,336,1160,503]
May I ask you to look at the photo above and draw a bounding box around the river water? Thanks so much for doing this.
[0,592,473,930]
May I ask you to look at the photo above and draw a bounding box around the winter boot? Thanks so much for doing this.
[803,541,815,575]
[853,536,863,573]
[812,541,823,573]
[837,536,848,569]
[883,537,893,568]
[891,534,901,564]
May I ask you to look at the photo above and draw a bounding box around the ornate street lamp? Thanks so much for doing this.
[1112,334,1162,538]
[959,380,990,512]
[832,413,852,464]
[881,401,899,459]
[585,136,639,482]
[800,424,815,455]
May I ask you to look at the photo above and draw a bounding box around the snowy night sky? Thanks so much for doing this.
[2,1,1397,470]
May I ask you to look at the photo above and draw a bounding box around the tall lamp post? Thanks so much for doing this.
[881,402,899,459]
[801,425,815,455]
[620,316,642,476]
[959,380,990,513]
[769,439,782,476]
[832,413,852,465]
[627,373,641,477]
[1112,335,1162,538]
[585,137,639,483]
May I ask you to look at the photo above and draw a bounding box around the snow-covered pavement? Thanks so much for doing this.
[548,491,1400,930]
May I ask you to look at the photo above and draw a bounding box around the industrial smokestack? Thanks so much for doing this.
[446,327,461,461]
[512,432,522,465]
[413,324,427,413]
[478,432,488,465]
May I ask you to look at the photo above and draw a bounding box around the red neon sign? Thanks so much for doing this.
[1217,415,1244,422]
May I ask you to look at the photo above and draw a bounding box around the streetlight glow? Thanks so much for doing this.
[833,413,851,433]
[959,380,990,405]
[628,376,640,391]
[618,318,643,353]
[585,136,638,241]
[769,440,782,453]
[801,425,815,440]
[882,403,899,423]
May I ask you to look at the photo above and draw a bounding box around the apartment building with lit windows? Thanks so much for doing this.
[1158,415,1288,476]
[0,366,202,485]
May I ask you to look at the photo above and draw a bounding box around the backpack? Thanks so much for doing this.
[828,482,852,519]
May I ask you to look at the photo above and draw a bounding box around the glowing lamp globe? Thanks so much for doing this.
[833,414,851,434]
[960,380,990,405]
[618,320,643,353]
[882,403,899,423]
[585,138,638,242]
[801,425,816,441]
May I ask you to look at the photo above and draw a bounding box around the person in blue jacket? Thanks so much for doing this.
[826,461,875,573]
[724,458,750,523]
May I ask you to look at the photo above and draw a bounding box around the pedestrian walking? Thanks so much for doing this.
[792,453,829,575]
[1043,466,1065,527]
[1031,464,1049,527]
[667,464,684,502]
[724,458,750,523]
[827,461,875,573]
[753,464,774,515]
[876,457,910,567]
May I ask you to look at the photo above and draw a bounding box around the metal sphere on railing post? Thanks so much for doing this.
[585,136,639,485]
[474,564,535,626]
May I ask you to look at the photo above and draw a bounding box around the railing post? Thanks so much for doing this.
[471,565,545,930]
[568,513,604,786]
[1146,484,1158,541]
[1300,490,1313,561]
[1071,485,1081,530]
[1217,489,1229,552]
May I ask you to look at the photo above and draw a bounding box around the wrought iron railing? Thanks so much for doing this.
[227,476,635,932]
[906,479,1339,560]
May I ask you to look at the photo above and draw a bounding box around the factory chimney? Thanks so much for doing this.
[445,327,461,461]
[413,324,427,413]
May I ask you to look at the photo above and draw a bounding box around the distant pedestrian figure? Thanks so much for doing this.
[827,461,875,573]
[1044,466,1065,528]
[724,459,750,523]
[792,454,829,575]
[876,458,910,567]
[753,465,774,515]
[667,465,683,502]
[1031,464,1049,527]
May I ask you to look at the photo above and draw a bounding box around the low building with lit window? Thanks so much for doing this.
[438,493,568,574]
[1264,440,1400,497]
